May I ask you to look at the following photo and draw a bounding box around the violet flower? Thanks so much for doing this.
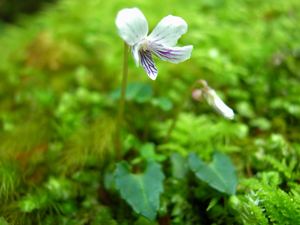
[115,7,193,80]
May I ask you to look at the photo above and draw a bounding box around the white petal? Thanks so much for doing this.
[139,50,158,80]
[204,90,234,120]
[131,39,147,66]
[149,42,193,64]
[115,8,148,45]
[148,15,188,47]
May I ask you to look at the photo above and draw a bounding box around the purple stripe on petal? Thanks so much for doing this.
[149,42,193,64]
[139,50,158,80]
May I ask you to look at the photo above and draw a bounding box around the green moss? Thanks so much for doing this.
[0,0,300,223]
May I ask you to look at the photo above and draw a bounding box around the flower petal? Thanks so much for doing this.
[139,50,158,80]
[131,39,147,66]
[149,42,193,63]
[204,90,234,120]
[148,15,188,47]
[115,8,148,45]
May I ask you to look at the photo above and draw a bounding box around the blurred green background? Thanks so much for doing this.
[0,0,56,22]
[0,0,300,224]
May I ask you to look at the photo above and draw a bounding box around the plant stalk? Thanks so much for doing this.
[163,79,203,143]
[115,42,129,160]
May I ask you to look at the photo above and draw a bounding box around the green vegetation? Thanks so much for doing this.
[1,0,300,224]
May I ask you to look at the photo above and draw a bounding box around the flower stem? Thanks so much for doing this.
[163,79,203,143]
[115,42,129,160]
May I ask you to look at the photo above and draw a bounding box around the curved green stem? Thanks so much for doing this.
[163,79,204,143]
[115,42,129,161]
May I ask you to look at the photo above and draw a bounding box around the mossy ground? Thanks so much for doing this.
[1,0,300,224]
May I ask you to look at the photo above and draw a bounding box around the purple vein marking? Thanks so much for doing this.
[139,50,157,79]
[151,46,185,61]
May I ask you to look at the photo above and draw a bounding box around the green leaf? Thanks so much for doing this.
[111,82,153,103]
[140,143,167,162]
[235,101,255,118]
[249,117,271,131]
[122,133,141,154]
[151,98,173,111]
[206,195,221,211]
[188,151,238,195]
[132,143,167,164]
[170,152,188,179]
[115,160,165,221]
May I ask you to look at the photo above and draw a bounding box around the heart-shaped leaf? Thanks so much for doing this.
[188,151,238,195]
[115,160,165,221]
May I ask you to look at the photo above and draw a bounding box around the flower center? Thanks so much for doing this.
[138,38,148,51]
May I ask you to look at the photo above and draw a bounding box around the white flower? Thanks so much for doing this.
[203,89,234,120]
[115,7,193,80]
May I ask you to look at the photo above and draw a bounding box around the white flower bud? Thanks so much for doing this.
[203,89,234,120]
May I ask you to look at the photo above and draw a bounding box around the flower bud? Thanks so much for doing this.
[203,89,234,120]
[192,89,202,101]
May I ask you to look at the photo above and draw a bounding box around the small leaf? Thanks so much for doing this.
[122,133,141,154]
[249,117,271,131]
[236,101,255,118]
[170,152,188,179]
[151,98,173,111]
[140,143,156,158]
[140,143,167,162]
[115,160,165,221]
[188,151,238,195]
[206,195,221,211]
[158,198,168,216]
[111,82,153,103]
